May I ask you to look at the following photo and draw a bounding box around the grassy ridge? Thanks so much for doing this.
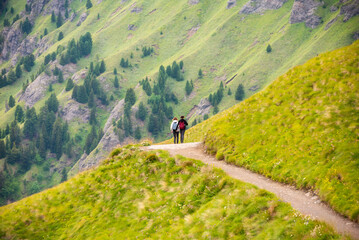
[179,40,359,222]
[0,145,342,239]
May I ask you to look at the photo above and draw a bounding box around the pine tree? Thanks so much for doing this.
[15,65,22,78]
[97,13,100,20]
[23,107,38,139]
[113,68,117,75]
[51,118,63,159]
[51,11,56,23]
[8,95,15,108]
[235,84,245,101]
[198,69,203,79]
[44,28,48,35]
[61,168,67,182]
[86,0,93,9]
[58,31,64,41]
[136,102,147,121]
[48,83,53,92]
[99,60,106,73]
[185,80,193,95]
[179,60,184,70]
[46,93,59,113]
[114,76,119,88]
[65,9,69,19]
[58,71,64,83]
[7,69,17,84]
[213,105,219,114]
[0,140,6,158]
[88,91,95,108]
[228,87,232,95]
[89,107,97,125]
[3,19,10,27]
[44,54,51,65]
[134,127,141,140]
[56,12,63,28]
[21,17,32,34]
[77,85,88,103]
[14,105,24,123]
[125,88,136,106]
[65,78,74,91]
[166,65,172,77]
[266,44,272,53]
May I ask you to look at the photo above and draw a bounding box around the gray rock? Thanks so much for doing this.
[43,0,69,15]
[128,24,137,30]
[187,98,212,120]
[289,0,323,28]
[249,84,260,91]
[340,0,359,22]
[27,0,50,18]
[18,36,38,56]
[1,25,22,61]
[240,0,288,14]
[131,7,143,13]
[70,12,77,22]
[330,5,338,12]
[227,0,237,9]
[188,0,200,5]
[36,37,51,57]
[77,12,88,26]
[60,101,90,123]
[325,16,337,30]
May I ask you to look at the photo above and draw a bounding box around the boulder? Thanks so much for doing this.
[77,12,88,26]
[60,101,90,123]
[227,0,236,9]
[128,24,137,30]
[188,0,200,5]
[289,0,323,28]
[240,0,288,14]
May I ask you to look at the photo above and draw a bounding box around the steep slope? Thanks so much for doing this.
[180,40,359,222]
[0,145,342,239]
[0,0,358,205]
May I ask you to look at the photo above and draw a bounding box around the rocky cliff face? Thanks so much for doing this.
[19,63,77,107]
[0,25,23,63]
[340,0,359,22]
[289,0,323,28]
[240,0,287,14]
[187,98,212,120]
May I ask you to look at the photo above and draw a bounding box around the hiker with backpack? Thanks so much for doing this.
[178,116,188,143]
[170,117,180,144]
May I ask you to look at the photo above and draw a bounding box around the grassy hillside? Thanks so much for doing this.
[175,40,359,222]
[0,145,343,239]
[0,0,358,205]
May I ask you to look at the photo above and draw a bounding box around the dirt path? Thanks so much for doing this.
[144,142,359,239]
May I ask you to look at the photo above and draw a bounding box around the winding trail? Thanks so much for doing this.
[144,142,359,239]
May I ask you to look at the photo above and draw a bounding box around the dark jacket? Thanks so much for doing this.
[178,119,188,130]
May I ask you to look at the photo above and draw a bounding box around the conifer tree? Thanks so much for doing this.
[14,105,24,123]
[88,91,95,108]
[125,88,136,106]
[179,60,184,70]
[23,107,38,139]
[51,11,56,23]
[235,84,245,101]
[266,44,272,53]
[86,0,93,9]
[7,70,16,84]
[58,71,64,83]
[44,28,48,35]
[65,78,74,91]
[185,80,193,95]
[0,140,5,158]
[65,8,69,18]
[113,68,117,75]
[46,93,59,113]
[99,60,106,73]
[89,107,97,125]
[15,65,22,79]
[136,102,147,121]
[114,76,119,88]
[21,17,32,34]
[56,12,63,28]
[44,54,51,65]
[134,127,141,140]
[48,83,53,92]
[8,95,15,108]
[58,31,64,41]
[228,87,232,95]
[198,69,203,79]
[3,19,10,27]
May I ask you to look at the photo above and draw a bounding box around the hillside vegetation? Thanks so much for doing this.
[179,40,359,222]
[0,0,358,205]
[0,145,343,239]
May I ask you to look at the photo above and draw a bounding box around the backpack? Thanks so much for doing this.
[172,122,178,131]
[179,121,185,130]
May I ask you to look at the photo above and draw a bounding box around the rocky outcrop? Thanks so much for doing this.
[18,36,38,56]
[325,16,337,30]
[227,0,236,9]
[353,31,359,40]
[19,63,77,107]
[240,0,287,14]
[289,0,323,28]
[36,37,51,57]
[187,98,212,120]
[43,0,69,15]
[131,7,143,13]
[77,12,88,26]
[1,26,22,62]
[60,101,90,123]
[188,0,200,5]
[75,99,125,172]
[128,24,137,30]
[340,0,359,22]
[27,0,50,18]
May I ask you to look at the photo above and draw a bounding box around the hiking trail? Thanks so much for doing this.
[143,142,359,239]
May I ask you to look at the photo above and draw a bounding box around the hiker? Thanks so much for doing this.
[170,117,179,144]
[178,116,188,143]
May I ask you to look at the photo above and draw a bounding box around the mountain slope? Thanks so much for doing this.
[181,40,359,222]
[0,0,358,205]
[0,145,342,239]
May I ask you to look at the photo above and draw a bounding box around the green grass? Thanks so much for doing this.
[0,144,344,239]
[174,40,359,222]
